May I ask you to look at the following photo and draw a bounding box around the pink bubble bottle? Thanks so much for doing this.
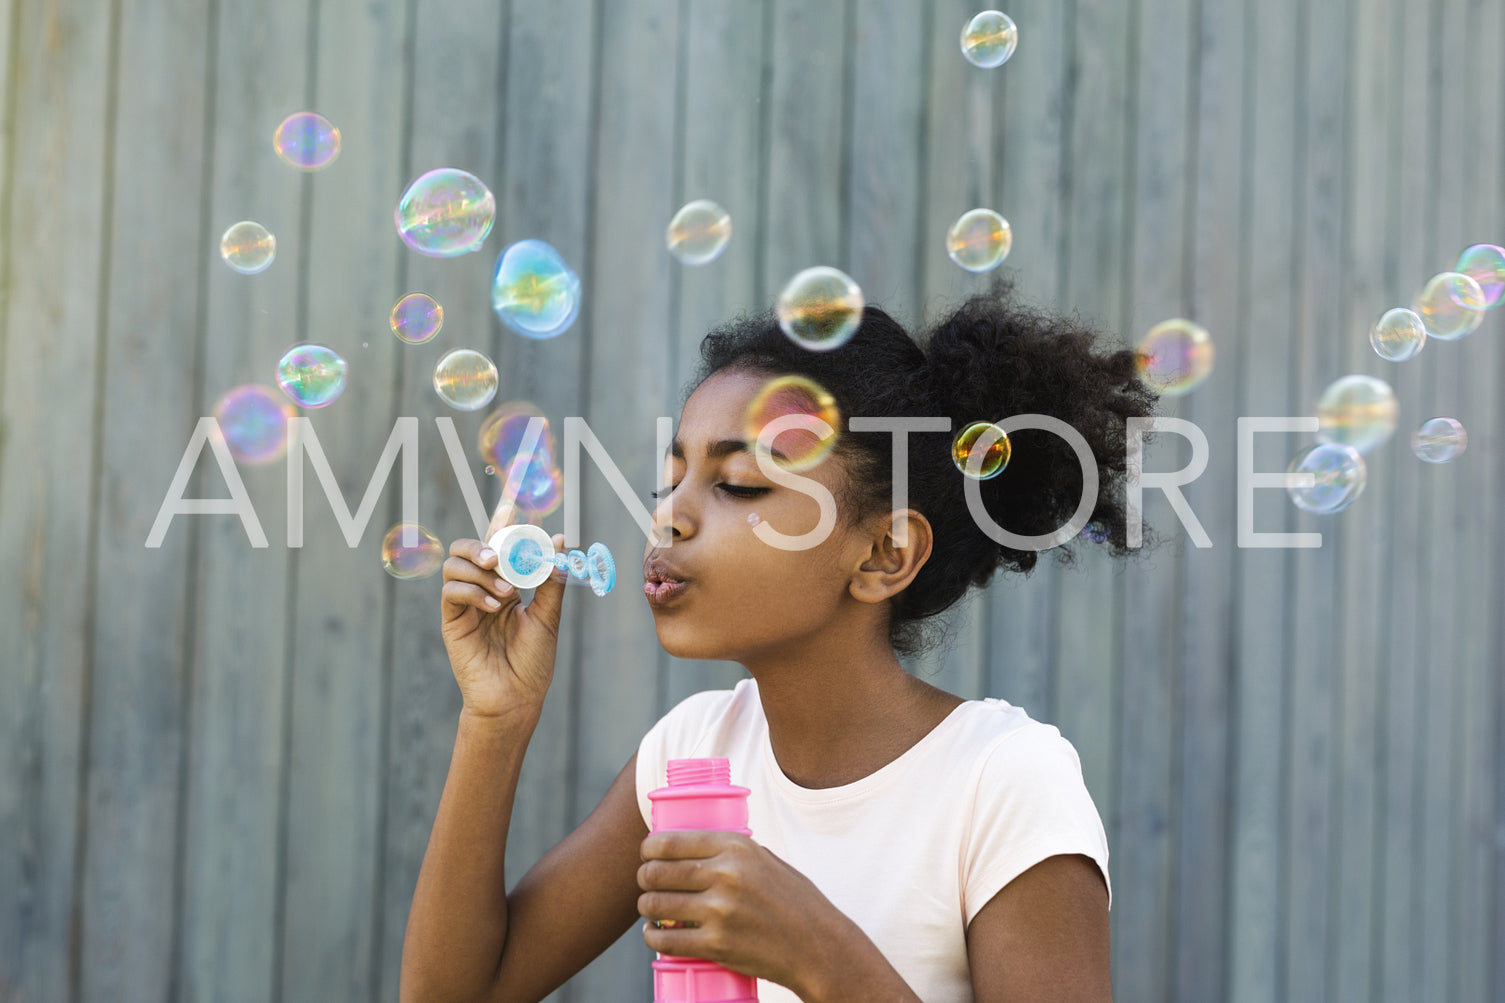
[646,757,759,1003]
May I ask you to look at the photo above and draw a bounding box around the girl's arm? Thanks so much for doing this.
[963,853,1113,1002]
[400,709,649,1002]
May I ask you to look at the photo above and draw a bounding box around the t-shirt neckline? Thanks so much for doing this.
[753,685,975,804]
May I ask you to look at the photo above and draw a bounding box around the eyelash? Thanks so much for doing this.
[650,484,768,500]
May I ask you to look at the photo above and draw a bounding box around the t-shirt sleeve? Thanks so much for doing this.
[961,722,1113,926]
[635,689,730,831]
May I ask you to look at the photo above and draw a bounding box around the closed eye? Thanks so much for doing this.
[649,484,769,500]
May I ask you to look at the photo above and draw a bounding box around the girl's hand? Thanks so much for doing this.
[636,830,847,995]
[439,501,569,718]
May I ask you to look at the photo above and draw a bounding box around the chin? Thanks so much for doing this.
[651,619,729,662]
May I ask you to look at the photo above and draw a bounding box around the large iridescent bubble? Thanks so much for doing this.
[666,199,732,265]
[276,344,347,408]
[491,239,582,339]
[1412,271,1485,340]
[743,375,841,472]
[946,209,1012,272]
[775,266,864,351]
[1369,307,1426,362]
[1455,244,1505,308]
[951,421,1011,479]
[212,384,294,464]
[273,112,341,170]
[960,10,1018,68]
[433,348,498,411]
[395,168,495,257]
[478,401,565,516]
[1286,442,1366,514]
[221,220,276,275]
[1411,417,1467,463]
[382,523,444,579]
[1315,374,1396,455]
[391,292,443,344]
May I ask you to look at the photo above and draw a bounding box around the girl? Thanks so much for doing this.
[402,284,1157,1002]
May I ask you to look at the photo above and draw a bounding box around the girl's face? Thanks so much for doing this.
[642,368,884,663]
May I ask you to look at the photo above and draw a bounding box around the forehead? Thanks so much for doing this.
[680,369,765,427]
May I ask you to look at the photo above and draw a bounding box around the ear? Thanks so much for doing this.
[849,509,933,604]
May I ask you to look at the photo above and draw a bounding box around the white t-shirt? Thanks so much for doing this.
[635,676,1111,1003]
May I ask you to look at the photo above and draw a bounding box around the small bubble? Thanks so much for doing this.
[485,464,497,476]
[1315,374,1396,455]
[961,10,1018,68]
[221,220,276,275]
[273,111,341,170]
[1286,442,1366,514]
[395,168,495,257]
[946,209,1012,272]
[1135,319,1214,395]
[433,348,499,411]
[491,239,582,339]
[391,292,444,344]
[776,266,864,351]
[744,375,841,472]
[276,344,347,408]
[748,512,761,527]
[667,199,732,265]
[212,384,294,464]
[1411,417,1467,463]
[952,421,1011,479]
[1082,521,1110,543]
[382,523,444,579]
[1412,271,1485,340]
[1369,307,1426,362]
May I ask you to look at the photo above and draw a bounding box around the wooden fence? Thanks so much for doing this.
[0,0,1500,1000]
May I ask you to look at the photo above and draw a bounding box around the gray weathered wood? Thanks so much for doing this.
[0,2,111,1000]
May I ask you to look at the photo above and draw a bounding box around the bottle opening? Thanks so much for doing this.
[666,757,730,787]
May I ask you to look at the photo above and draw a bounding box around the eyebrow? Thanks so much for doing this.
[667,437,787,463]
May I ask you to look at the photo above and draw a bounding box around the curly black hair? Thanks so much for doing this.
[684,277,1161,657]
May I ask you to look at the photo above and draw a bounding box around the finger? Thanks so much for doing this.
[638,890,705,925]
[442,555,515,597]
[641,830,737,861]
[441,580,504,616]
[638,857,715,892]
[485,498,518,541]
[449,537,499,571]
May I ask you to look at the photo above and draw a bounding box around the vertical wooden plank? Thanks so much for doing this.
[0,1,112,999]
[1173,0,1245,996]
[177,0,311,998]
[1453,5,1504,1000]
[485,7,596,1002]
[1419,1,1469,999]
[1114,0,1192,995]
[1282,0,1347,997]
[1054,0,1129,882]
[664,0,766,711]
[375,0,504,998]
[1375,0,1432,999]
[571,2,681,998]
[277,1,410,998]
[1330,0,1390,997]
[987,0,1067,723]
[77,0,211,998]
[1226,0,1300,995]
[761,0,848,296]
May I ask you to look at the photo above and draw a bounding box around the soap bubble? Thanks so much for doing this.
[1369,307,1426,362]
[748,512,761,527]
[946,208,1012,272]
[395,168,495,257]
[961,10,1018,68]
[1412,271,1485,340]
[491,239,582,339]
[1315,374,1396,455]
[273,111,340,170]
[1411,416,1467,463]
[1286,442,1366,514]
[276,344,347,408]
[1455,244,1505,308]
[382,523,443,579]
[951,421,1011,479]
[775,266,864,351]
[1081,520,1110,543]
[743,374,841,472]
[433,348,498,411]
[391,292,443,344]
[212,384,294,464]
[479,401,564,516]
[1135,318,1214,395]
[220,220,276,275]
[666,199,732,265]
